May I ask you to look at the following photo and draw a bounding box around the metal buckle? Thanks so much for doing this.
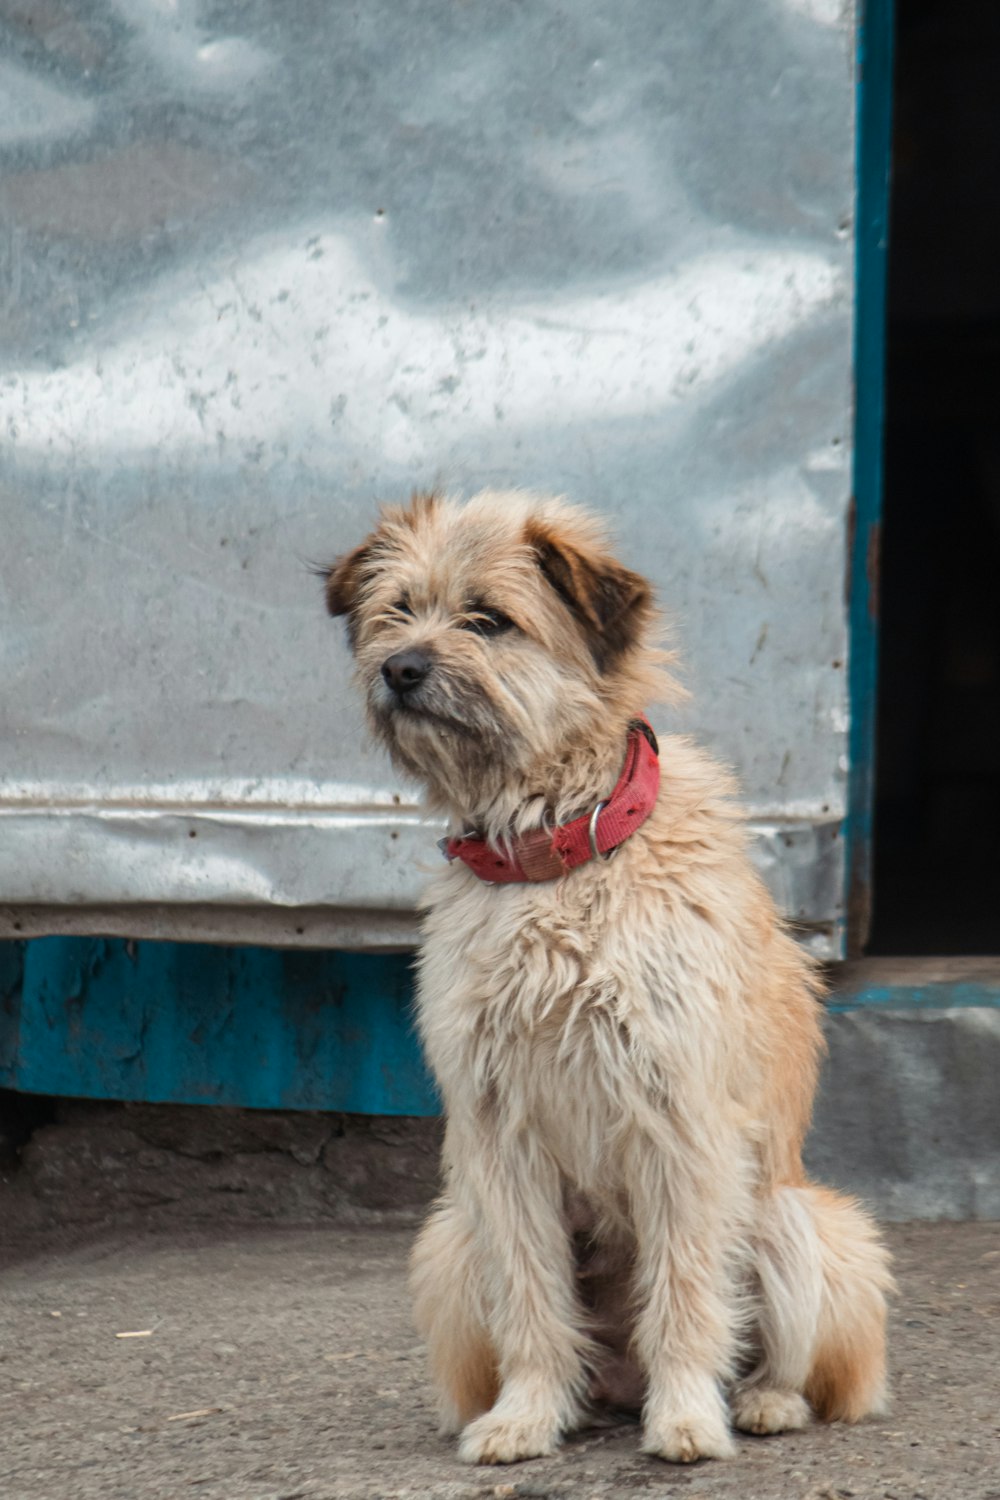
[588,799,616,863]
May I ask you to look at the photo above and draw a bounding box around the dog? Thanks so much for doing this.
[324,488,892,1466]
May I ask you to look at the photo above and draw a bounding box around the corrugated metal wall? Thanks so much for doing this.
[2,1,860,958]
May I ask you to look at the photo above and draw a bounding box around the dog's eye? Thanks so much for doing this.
[391,599,414,617]
[461,607,515,638]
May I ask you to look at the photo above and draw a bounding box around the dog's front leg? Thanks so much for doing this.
[453,1138,592,1465]
[625,1124,744,1463]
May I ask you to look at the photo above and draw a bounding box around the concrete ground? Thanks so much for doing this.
[1,1220,997,1500]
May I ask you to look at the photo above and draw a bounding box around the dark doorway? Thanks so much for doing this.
[870,0,1000,953]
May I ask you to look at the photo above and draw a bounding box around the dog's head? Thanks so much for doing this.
[324,490,674,812]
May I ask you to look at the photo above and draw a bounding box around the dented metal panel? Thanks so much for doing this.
[0,1,858,954]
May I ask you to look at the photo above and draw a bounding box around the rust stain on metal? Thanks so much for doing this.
[866,518,882,622]
[844,494,857,610]
[845,504,881,624]
[846,864,872,961]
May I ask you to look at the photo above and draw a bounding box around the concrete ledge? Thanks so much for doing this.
[0,1102,444,1239]
[806,1004,1000,1220]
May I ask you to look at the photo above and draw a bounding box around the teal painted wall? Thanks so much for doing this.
[0,941,437,1115]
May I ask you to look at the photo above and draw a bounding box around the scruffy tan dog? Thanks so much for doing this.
[325,489,891,1466]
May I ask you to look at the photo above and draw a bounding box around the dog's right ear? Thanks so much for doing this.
[320,539,379,650]
[324,541,372,619]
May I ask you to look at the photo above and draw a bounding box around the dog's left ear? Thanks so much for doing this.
[526,519,651,670]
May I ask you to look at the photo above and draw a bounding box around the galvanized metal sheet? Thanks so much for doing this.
[0,1,857,954]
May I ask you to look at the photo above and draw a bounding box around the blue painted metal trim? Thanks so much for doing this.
[846,0,895,954]
[828,979,1000,1014]
[0,941,26,1078]
[0,939,438,1116]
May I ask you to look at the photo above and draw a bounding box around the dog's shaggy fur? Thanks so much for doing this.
[325,489,892,1466]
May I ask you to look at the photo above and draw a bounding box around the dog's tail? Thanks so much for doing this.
[753,1182,893,1422]
[802,1184,893,1421]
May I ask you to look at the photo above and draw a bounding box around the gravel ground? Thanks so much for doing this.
[0,1221,997,1500]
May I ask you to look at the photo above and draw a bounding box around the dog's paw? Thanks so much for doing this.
[641,1412,736,1464]
[458,1409,561,1465]
[731,1387,811,1436]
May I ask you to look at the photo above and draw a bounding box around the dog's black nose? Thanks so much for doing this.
[381,649,431,696]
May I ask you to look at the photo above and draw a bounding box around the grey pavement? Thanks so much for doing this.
[1,1221,997,1500]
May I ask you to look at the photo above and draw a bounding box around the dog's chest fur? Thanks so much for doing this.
[416,826,739,1197]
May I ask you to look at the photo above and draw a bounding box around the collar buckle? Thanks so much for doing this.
[587,798,617,863]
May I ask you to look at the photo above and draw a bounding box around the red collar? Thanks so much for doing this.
[441,718,660,884]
